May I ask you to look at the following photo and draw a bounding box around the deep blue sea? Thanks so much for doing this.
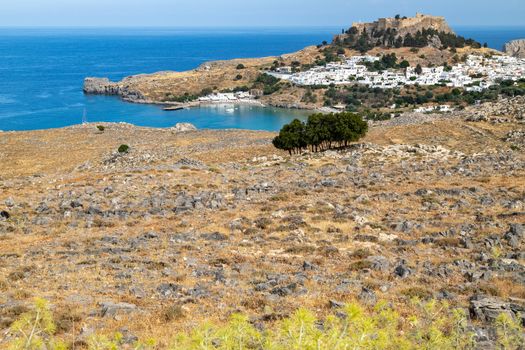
[0,26,524,131]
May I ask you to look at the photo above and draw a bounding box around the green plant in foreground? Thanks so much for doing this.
[96,125,105,132]
[495,312,525,349]
[6,299,524,350]
[7,298,67,350]
[117,144,129,153]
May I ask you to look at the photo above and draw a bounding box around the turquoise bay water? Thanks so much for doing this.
[0,26,524,131]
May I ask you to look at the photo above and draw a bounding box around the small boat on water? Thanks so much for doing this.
[163,106,184,111]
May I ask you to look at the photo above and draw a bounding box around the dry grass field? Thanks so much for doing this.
[0,103,524,347]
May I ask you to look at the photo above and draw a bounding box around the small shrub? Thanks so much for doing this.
[349,259,373,271]
[96,125,105,132]
[161,305,185,322]
[349,248,372,259]
[269,194,287,202]
[8,270,25,281]
[7,298,67,350]
[254,217,272,229]
[495,312,525,349]
[117,144,129,153]
[236,63,245,69]
[55,309,83,333]
[401,286,434,299]
[0,278,8,291]
[434,237,462,248]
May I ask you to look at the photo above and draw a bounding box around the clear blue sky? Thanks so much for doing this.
[2,0,524,27]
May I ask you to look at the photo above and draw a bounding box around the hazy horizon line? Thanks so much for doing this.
[0,24,524,29]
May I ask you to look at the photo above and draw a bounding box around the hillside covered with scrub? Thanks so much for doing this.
[1,97,525,348]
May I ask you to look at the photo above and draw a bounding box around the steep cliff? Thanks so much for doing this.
[504,39,525,58]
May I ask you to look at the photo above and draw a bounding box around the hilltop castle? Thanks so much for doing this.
[351,13,454,37]
[333,13,462,51]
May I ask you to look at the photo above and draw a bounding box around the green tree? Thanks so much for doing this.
[272,119,307,155]
[415,64,423,75]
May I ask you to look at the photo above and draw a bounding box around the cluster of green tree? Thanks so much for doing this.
[219,85,250,94]
[319,79,525,113]
[338,26,481,53]
[324,84,394,110]
[272,112,368,154]
[301,88,318,103]
[311,46,343,67]
[163,92,199,103]
[254,73,282,95]
[434,80,525,103]
[402,29,481,49]
[395,90,435,105]
[363,53,410,71]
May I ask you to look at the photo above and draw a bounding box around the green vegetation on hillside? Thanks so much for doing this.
[320,79,525,114]
[6,298,524,350]
[254,73,282,95]
[337,26,481,53]
[272,112,368,154]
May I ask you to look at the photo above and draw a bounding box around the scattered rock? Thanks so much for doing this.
[98,301,138,318]
[470,295,525,325]
[170,123,197,132]
[394,264,412,279]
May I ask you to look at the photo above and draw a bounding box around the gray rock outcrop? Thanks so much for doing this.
[470,295,525,325]
[504,39,525,58]
[83,78,120,95]
[170,123,197,132]
[83,77,146,102]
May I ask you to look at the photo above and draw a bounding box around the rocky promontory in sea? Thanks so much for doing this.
[83,77,147,103]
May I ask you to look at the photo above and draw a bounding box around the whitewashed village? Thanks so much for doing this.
[270,54,525,91]
[197,54,525,112]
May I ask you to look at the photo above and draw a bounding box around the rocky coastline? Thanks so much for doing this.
[83,77,148,103]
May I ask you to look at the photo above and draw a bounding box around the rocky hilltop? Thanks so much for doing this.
[334,13,481,51]
[351,13,453,38]
[504,39,525,58]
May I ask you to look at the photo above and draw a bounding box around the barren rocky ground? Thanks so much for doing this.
[0,97,524,348]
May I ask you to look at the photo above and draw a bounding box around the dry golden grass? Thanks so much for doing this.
[0,118,524,346]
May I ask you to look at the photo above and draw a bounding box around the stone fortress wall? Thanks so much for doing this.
[351,13,454,37]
